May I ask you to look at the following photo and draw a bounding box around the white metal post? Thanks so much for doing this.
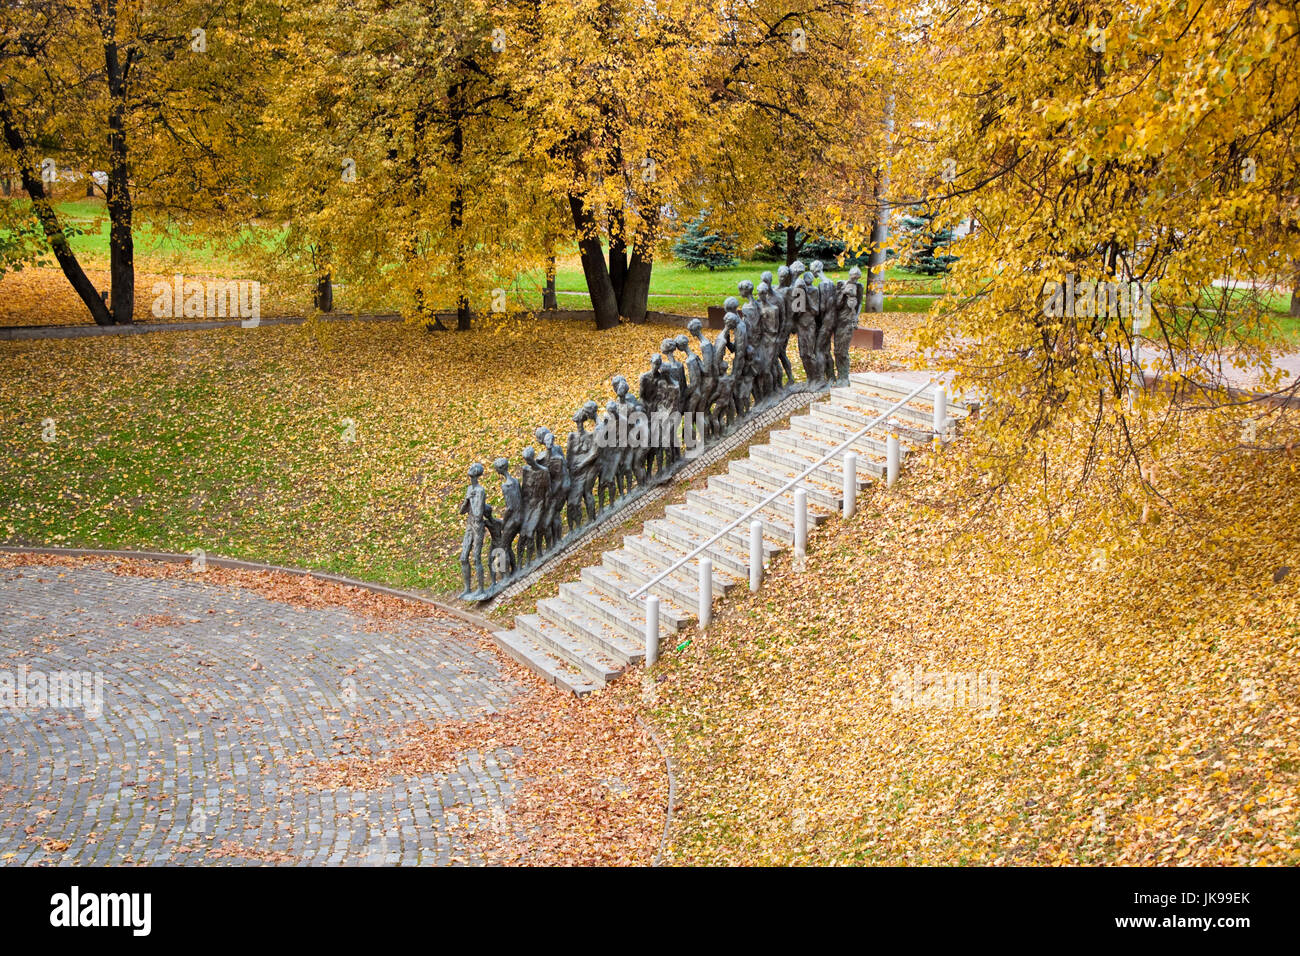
[749,519,763,592]
[887,433,900,488]
[843,452,857,519]
[933,386,948,441]
[645,596,660,667]
[698,558,712,629]
[793,489,808,564]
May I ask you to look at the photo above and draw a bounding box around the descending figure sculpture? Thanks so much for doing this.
[596,399,623,511]
[485,508,508,586]
[724,296,754,416]
[833,266,865,384]
[533,428,557,551]
[637,359,660,483]
[685,318,716,444]
[652,346,682,473]
[741,295,768,401]
[566,402,599,529]
[707,320,732,438]
[711,311,738,433]
[493,456,521,574]
[811,261,835,373]
[737,278,755,317]
[753,281,781,400]
[518,445,549,566]
[792,270,823,384]
[673,333,694,454]
[537,426,569,549]
[773,265,795,386]
[459,463,489,595]
[611,376,638,496]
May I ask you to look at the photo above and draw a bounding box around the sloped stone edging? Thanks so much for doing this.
[0,544,498,633]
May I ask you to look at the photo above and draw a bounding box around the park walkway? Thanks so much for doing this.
[0,560,525,865]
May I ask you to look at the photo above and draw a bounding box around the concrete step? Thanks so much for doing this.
[789,413,919,456]
[850,372,977,411]
[689,488,797,544]
[603,547,707,610]
[558,581,681,644]
[729,457,841,512]
[815,397,935,441]
[622,533,743,594]
[748,443,872,494]
[831,386,939,429]
[712,468,832,520]
[538,596,644,664]
[771,425,892,472]
[706,471,833,521]
[581,565,693,629]
[664,502,785,554]
[644,517,755,579]
[492,628,604,696]
[514,613,624,683]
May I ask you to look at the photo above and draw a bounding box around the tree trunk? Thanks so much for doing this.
[0,87,112,325]
[609,219,628,302]
[1290,284,1300,318]
[314,272,334,313]
[863,181,888,314]
[450,80,471,331]
[785,225,801,266]
[864,94,896,314]
[619,205,659,323]
[569,193,621,329]
[543,254,558,310]
[620,248,653,323]
[104,14,134,324]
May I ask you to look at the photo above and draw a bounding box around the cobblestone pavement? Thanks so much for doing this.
[0,564,524,865]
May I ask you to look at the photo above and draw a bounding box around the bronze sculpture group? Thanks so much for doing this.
[459,260,866,598]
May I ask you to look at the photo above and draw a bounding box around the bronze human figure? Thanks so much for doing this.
[493,456,521,574]
[792,270,823,384]
[459,462,489,595]
[518,445,550,565]
[833,266,865,384]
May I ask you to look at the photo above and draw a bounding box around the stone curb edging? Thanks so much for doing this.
[635,714,677,868]
[0,544,500,633]
[0,309,709,342]
[0,313,406,341]
[481,385,824,612]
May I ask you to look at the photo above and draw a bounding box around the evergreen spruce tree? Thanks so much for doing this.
[672,216,739,270]
[898,210,959,275]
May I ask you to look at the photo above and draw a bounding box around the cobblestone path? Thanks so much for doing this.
[0,563,524,865]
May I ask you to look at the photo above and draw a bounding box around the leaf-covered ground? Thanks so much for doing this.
[619,412,1300,865]
[0,317,674,593]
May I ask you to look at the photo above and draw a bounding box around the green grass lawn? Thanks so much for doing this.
[544,259,943,298]
[9,196,242,273]
[5,200,945,315]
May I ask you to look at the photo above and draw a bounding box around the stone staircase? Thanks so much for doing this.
[490,371,973,694]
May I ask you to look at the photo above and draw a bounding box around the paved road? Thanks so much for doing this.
[0,563,523,865]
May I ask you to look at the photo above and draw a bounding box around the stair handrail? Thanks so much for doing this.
[628,376,937,601]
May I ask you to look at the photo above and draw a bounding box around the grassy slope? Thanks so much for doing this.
[0,319,670,593]
[618,409,1300,865]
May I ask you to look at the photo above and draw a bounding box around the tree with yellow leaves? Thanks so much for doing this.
[892,0,1300,541]
[0,0,277,324]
